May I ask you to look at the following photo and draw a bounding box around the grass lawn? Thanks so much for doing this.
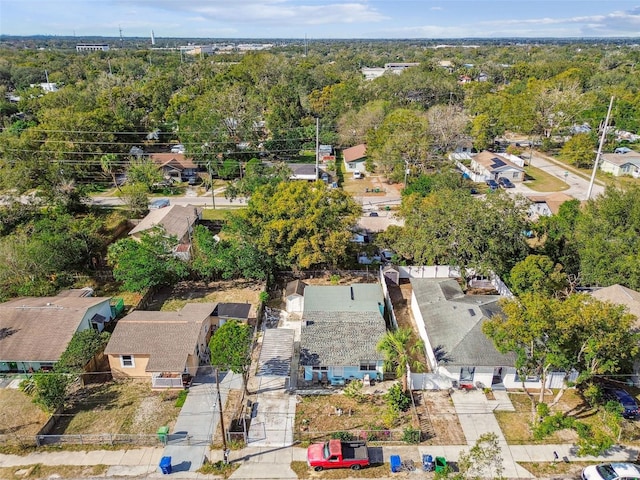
[519,461,593,478]
[51,380,180,435]
[291,461,391,479]
[295,394,413,443]
[0,388,50,436]
[523,166,570,192]
[201,206,246,221]
[0,464,108,480]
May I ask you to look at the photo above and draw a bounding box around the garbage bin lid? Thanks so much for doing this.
[160,456,171,466]
[158,426,169,434]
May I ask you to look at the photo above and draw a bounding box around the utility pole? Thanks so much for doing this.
[315,117,320,181]
[208,163,216,210]
[587,96,614,201]
[215,367,227,451]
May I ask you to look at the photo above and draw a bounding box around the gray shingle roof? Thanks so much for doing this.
[0,296,111,363]
[299,311,386,366]
[104,303,215,373]
[129,204,202,241]
[411,278,515,367]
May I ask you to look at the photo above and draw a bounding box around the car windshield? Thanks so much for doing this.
[596,464,618,480]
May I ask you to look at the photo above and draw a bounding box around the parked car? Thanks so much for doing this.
[582,463,640,480]
[380,249,395,262]
[170,144,185,154]
[353,171,363,179]
[485,179,499,190]
[149,198,170,209]
[498,177,515,188]
[604,388,639,418]
[307,440,370,471]
[369,212,379,217]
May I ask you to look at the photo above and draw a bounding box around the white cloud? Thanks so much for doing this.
[117,0,388,26]
[430,6,444,11]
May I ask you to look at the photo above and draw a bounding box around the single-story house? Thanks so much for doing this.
[299,284,386,386]
[104,303,217,388]
[591,284,640,329]
[150,153,199,183]
[410,277,525,390]
[471,151,525,182]
[343,144,367,173]
[285,280,307,314]
[526,192,575,218]
[288,164,331,183]
[599,150,640,178]
[129,204,202,247]
[0,293,113,373]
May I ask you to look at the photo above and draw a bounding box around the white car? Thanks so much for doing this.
[582,463,640,480]
[170,144,185,154]
[353,171,363,179]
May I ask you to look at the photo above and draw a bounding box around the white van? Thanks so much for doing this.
[353,171,363,179]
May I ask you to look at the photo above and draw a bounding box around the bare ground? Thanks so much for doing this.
[147,279,265,312]
[0,388,49,436]
[421,391,466,445]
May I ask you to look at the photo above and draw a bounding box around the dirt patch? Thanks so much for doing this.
[51,380,180,435]
[421,391,466,445]
[295,394,414,443]
[148,279,265,312]
[0,388,49,436]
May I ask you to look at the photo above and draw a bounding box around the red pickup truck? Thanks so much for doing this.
[307,439,370,471]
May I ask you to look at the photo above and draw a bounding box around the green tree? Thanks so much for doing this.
[575,187,640,289]
[381,189,530,279]
[560,133,597,168]
[209,320,252,393]
[126,158,162,190]
[117,182,149,218]
[22,373,71,413]
[458,432,504,480]
[470,113,498,151]
[100,153,121,191]
[57,329,111,373]
[226,181,360,270]
[483,293,567,402]
[376,328,425,392]
[106,227,189,292]
[509,255,568,297]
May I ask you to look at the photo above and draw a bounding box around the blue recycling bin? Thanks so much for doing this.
[390,455,401,473]
[422,454,434,471]
[159,456,172,474]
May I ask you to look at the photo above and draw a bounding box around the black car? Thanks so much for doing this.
[485,179,499,190]
[604,388,640,418]
[498,177,515,188]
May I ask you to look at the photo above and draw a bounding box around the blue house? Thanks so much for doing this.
[299,284,386,386]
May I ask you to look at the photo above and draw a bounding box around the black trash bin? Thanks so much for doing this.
[159,456,172,474]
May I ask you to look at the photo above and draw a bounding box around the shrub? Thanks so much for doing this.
[533,412,575,440]
[331,431,353,441]
[402,426,421,444]
[175,390,188,407]
[384,383,411,412]
[343,380,364,400]
[330,274,340,285]
[536,402,550,418]
[582,383,603,407]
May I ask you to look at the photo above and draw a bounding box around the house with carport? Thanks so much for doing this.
[299,284,386,386]
[471,151,525,183]
[104,303,217,388]
[0,292,112,373]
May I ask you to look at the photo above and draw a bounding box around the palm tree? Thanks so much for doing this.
[376,328,425,392]
[100,153,120,191]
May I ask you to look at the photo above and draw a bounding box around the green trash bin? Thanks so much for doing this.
[435,456,447,473]
[157,426,169,444]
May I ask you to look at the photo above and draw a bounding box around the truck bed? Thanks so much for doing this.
[342,441,368,460]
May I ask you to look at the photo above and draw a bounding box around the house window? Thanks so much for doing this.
[515,372,540,383]
[512,172,519,179]
[312,366,328,372]
[120,355,135,368]
[360,361,377,371]
[460,367,475,382]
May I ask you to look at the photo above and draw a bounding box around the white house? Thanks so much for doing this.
[600,150,640,177]
[471,151,525,182]
[343,144,367,173]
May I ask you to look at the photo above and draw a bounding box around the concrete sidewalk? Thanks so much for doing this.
[1,442,638,478]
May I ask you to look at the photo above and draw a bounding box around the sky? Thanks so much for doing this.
[1,0,640,39]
